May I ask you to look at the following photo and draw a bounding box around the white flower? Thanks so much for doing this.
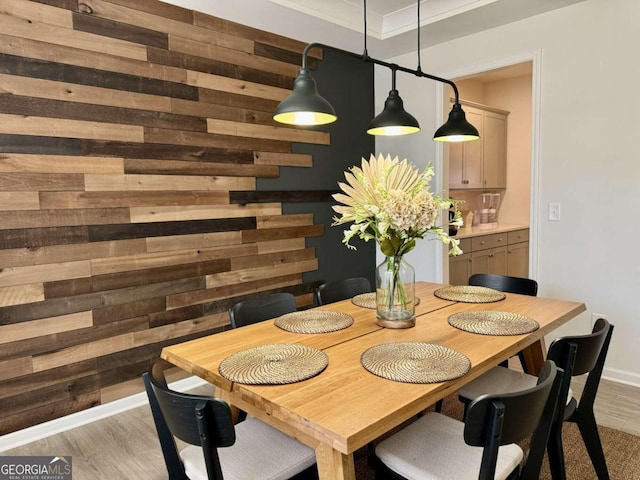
[332,154,462,256]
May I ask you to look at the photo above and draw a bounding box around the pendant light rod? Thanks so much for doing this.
[299,42,462,105]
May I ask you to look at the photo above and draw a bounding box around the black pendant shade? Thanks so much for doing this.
[433,103,480,142]
[367,89,420,136]
[272,0,480,142]
[273,68,337,126]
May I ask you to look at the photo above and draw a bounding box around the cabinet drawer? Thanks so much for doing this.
[508,229,529,245]
[456,237,472,253]
[471,233,507,251]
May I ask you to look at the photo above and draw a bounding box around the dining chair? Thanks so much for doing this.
[371,360,563,480]
[143,361,318,480]
[469,273,538,372]
[458,318,613,480]
[228,292,297,329]
[315,277,371,305]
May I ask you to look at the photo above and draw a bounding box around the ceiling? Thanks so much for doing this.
[267,0,586,56]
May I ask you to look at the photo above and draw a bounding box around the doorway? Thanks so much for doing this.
[437,53,541,282]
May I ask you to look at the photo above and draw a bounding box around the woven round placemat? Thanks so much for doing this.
[434,285,506,303]
[360,342,471,384]
[274,310,353,334]
[448,310,539,336]
[351,292,421,309]
[218,344,328,385]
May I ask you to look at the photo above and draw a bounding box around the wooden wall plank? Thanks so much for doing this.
[0,312,93,343]
[168,35,300,77]
[132,313,226,346]
[257,214,315,228]
[0,113,145,142]
[122,159,278,178]
[72,11,169,49]
[254,151,313,167]
[207,118,330,145]
[191,11,321,59]
[0,357,32,382]
[0,260,91,288]
[0,208,130,230]
[91,249,238,276]
[147,47,293,91]
[197,88,279,113]
[0,173,84,191]
[144,127,291,152]
[83,0,253,52]
[257,238,307,254]
[0,283,45,308]
[84,173,254,191]
[0,95,207,132]
[205,258,318,288]
[0,226,89,250]
[99,0,194,24]
[170,97,277,126]
[0,153,125,174]
[0,192,40,210]
[0,12,148,61]
[0,42,191,93]
[0,0,73,29]
[129,203,282,223]
[87,218,256,242]
[0,73,173,113]
[0,360,97,401]
[167,273,305,310]
[242,225,325,243]
[0,239,147,268]
[146,231,241,253]
[40,190,229,209]
[186,70,290,102]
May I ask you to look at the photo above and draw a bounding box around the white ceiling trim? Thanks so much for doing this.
[267,0,501,39]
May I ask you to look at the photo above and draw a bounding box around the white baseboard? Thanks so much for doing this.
[603,366,640,388]
[0,375,208,453]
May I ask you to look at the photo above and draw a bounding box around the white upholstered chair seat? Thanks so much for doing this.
[459,366,573,406]
[375,412,523,480]
[180,416,316,480]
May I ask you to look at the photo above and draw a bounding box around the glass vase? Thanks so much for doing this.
[375,255,416,328]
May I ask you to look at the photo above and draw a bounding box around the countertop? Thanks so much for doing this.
[453,223,529,239]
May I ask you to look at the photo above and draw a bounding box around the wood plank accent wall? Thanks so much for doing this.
[0,0,328,435]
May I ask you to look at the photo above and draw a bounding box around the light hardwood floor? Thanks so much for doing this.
[2,378,638,480]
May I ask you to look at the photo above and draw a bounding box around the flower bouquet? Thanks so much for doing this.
[332,154,462,326]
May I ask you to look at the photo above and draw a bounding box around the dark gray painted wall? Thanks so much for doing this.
[258,49,377,294]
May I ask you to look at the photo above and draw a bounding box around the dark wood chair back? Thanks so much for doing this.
[143,361,234,480]
[315,277,371,305]
[464,360,563,480]
[468,273,538,296]
[545,317,613,479]
[228,292,296,329]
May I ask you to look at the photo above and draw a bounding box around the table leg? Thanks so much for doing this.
[315,443,355,480]
[521,338,547,375]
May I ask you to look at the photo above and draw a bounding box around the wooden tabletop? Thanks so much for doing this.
[161,282,585,480]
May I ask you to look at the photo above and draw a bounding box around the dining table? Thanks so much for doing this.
[160,281,586,480]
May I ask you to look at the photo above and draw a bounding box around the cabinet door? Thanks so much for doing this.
[472,246,508,276]
[449,253,472,285]
[488,246,508,275]
[507,242,529,278]
[463,107,484,188]
[448,141,465,189]
[483,111,507,188]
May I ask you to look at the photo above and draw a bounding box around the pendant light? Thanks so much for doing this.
[273,0,480,143]
[367,69,420,136]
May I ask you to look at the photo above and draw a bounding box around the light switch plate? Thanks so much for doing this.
[549,203,561,221]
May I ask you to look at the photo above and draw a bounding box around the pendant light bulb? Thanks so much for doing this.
[274,68,337,126]
[367,89,420,136]
[433,103,480,142]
